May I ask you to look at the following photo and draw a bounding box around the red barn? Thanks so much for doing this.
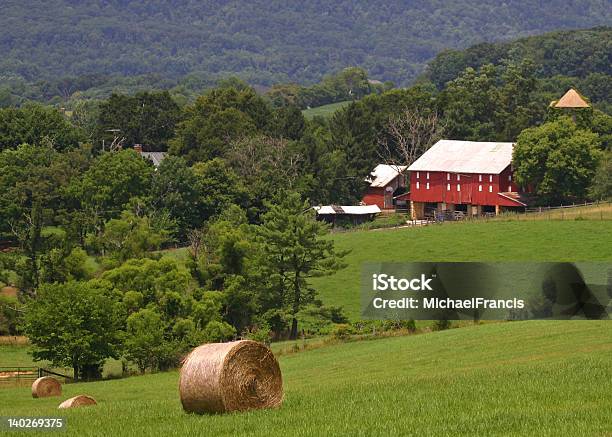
[407,140,527,219]
[362,164,407,209]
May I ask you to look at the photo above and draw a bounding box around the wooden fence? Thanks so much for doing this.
[0,367,72,388]
[524,200,609,213]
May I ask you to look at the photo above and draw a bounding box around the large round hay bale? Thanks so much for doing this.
[31,376,62,398]
[179,340,283,414]
[58,395,97,409]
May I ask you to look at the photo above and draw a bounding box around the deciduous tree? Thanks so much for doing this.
[23,280,123,380]
[0,104,82,152]
[513,117,602,203]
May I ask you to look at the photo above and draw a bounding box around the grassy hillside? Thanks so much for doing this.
[0,320,610,435]
[302,101,351,119]
[313,220,612,319]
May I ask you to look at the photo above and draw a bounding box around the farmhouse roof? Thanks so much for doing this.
[552,89,590,108]
[366,164,407,187]
[407,140,514,174]
[314,205,381,215]
[141,151,167,167]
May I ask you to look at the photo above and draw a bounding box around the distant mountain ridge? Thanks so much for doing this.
[1,0,611,86]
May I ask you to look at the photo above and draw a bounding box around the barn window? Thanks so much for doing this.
[489,175,493,182]
[457,174,460,181]
[479,185,482,192]
[447,173,450,180]
[426,182,430,190]
[508,185,512,191]
[416,172,420,179]
[457,184,460,191]
[489,185,493,193]
[416,182,420,189]
[447,184,450,191]
[478,174,482,182]
[508,175,512,181]
[426,172,430,179]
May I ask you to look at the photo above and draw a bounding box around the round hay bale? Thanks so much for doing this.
[57,395,97,409]
[179,340,283,414]
[31,376,62,398]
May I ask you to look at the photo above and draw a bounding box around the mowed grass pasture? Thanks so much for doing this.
[0,321,610,436]
[302,101,351,119]
[1,217,611,435]
[496,202,612,221]
[312,220,612,319]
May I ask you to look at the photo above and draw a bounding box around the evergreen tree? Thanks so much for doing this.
[257,192,346,339]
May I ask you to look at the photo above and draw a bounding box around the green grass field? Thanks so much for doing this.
[302,101,351,119]
[1,219,611,434]
[0,344,38,367]
[0,320,610,436]
[313,220,612,319]
[499,202,612,221]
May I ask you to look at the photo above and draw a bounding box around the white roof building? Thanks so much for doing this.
[313,205,382,215]
[366,164,408,187]
[407,140,514,174]
[141,151,167,168]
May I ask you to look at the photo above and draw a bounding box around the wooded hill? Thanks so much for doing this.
[0,0,610,94]
[421,26,611,112]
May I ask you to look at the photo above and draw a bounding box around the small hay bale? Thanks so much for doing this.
[179,340,283,414]
[31,376,62,398]
[58,395,97,409]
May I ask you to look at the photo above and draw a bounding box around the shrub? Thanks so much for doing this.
[433,318,452,331]
[0,295,21,335]
[202,320,236,342]
[382,319,416,332]
[331,323,355,340]
[246,322,272,344]
[124,308,167,374]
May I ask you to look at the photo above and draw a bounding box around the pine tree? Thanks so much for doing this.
[258,192,347,339]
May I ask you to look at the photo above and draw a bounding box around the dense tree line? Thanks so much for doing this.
[423,27,612,113]
[0,1,610,104]
[1,28,610,116]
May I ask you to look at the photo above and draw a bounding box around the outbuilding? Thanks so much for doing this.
[314,205,381,226]
[362,164,407,209]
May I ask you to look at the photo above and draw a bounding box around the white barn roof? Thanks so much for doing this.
[141,152,167,167]
[407,140,514,174]
[366,164,407,187]
[314,205,381,215]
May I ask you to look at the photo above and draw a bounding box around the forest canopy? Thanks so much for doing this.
[0,0,610,105]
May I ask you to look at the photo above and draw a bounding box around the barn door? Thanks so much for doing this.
[463,174,473,203]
